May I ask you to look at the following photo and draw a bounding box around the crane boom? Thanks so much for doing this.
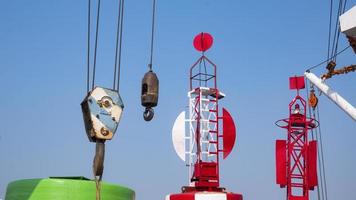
[304,71,356,121]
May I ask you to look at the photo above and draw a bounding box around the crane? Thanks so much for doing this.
[304,5,356,121]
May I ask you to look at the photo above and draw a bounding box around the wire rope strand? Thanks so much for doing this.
[327,0,333,60]
[306,45,350,72]
[116,0,125,92]
[306,80,321,200]
[317,106,328,200]
[313,109,325,200]
[87,0,91,93]
[92,0,102,90]
[148,0,156,71]
[333,0,348,63]
[113,0,122,90]
[330,0,343,60]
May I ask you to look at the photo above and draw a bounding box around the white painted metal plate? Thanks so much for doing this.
[172,111,186,161]
[340,6,356,36]
[195,193,227,200]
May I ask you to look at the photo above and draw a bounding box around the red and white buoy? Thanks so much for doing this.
[275,76,319,200]
[167,33,243,200]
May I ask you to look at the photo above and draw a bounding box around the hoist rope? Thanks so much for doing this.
[316,105,329,200]
[148,0,156,71]
[87,0,91,93]
[330,0,342,61]
[333,0,348,62]
[86,0,125,92]
[330,0,348,63]
[113,0,123,91]
[306,80,321,200]
[307,0,350,73]
[306,45,350,72]
[92,0,102,90]
[327,0,333,60]
[116,0,125,91]
[306,80,329,200]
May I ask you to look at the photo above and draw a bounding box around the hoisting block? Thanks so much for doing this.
[141,70,159,121]
[81,87,124,142]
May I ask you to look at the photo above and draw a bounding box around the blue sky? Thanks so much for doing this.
[0,0,355,199]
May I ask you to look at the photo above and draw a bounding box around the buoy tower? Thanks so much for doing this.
[167,33,243,200]
[275,76,319,200]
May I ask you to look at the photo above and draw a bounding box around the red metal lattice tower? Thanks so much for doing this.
[167,33,242,200]
[188,55,221,190]
[275,76,319,200]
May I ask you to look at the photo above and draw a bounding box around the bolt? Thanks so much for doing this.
[101,127,109,136]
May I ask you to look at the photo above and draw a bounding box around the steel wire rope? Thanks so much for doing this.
[316,105,329,200]
[91,0,102,90]
[330,0,342,60]
[311,104,326,200]
[305,80,322,200]
[148,0,157,71]
[116,0,125,91]
[327,0,334,60]
[306,45,350,72]
[332,0,348,63]
[87,0,91,93]
[113,0,123,90]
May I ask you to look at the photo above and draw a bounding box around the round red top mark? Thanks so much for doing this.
[193,32,213,52]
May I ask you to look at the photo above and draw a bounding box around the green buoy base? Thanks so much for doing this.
[5,177,135,200]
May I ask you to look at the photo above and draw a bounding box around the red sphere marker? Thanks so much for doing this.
[193,32,213,52]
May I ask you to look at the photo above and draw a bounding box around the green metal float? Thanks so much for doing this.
[5,177,135,200]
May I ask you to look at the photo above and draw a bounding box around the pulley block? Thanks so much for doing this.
[141,70,159,121]
[81,87,124,142]
[309,90,318,110]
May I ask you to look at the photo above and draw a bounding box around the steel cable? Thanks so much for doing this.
[92,0,102,90]
[306,45,350,72]
[316,106,328,200]
[327,0,333,60]
[148,0,156,71]
[116,0,125,91]
[87,0,91,93]
[305,80,322,200]
[333,0,348,63]
[113,0,123,90]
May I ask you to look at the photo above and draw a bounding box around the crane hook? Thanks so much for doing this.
[143,107,155,121]
[141,70,159,121]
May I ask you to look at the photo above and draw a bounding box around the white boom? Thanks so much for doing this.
[304,72,356,121]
